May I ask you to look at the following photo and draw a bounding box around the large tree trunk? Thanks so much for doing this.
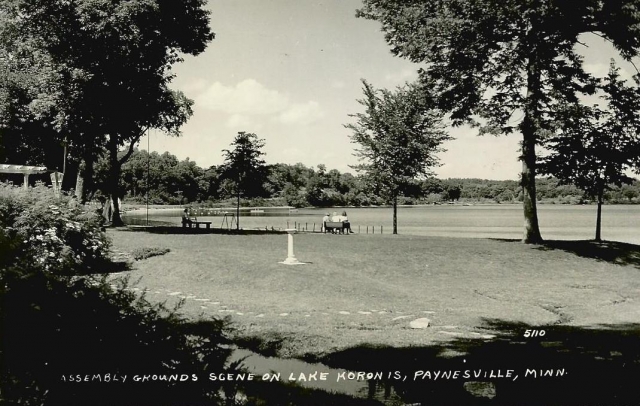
[392,194,398,235]
[520,44,544,244]
[595,186,603,242]
[75,153,95,203]
[108,135,124,227]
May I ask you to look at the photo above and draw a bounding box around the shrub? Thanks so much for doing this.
[0,184,110,275]
[0,184,234,405]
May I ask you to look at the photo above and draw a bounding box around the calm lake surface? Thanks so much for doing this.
[124,204,640,244]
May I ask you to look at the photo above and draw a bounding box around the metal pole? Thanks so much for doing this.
[146,129,150,226]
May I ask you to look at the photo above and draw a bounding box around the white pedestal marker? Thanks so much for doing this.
[279,229,305,265]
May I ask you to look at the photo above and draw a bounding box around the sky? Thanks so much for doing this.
[140,0,639,181]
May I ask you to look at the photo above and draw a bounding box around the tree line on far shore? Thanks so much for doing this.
[40,147,636,208]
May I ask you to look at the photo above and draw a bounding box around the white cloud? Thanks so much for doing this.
[195,79,324,126]
[198,79,289,115]
[226,114,262,131]
[277,101,325,125]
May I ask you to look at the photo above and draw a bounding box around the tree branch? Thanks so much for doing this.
[118,130,145,165]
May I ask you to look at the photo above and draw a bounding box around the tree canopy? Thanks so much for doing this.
[220,132,267,230]
[346,80,451,234]
[0,0,214,224]
[358,0,640,242]
[540,63,640,240]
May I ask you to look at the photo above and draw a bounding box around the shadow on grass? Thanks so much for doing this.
[120,225,289,235]
[538,239,640,269]
[492,238,640,269]
[309,320,640,405]
[233,331,288,358]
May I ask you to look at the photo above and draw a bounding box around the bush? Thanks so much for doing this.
[0,184,234,405]
[0,184,110,275]
[131,247,171,261]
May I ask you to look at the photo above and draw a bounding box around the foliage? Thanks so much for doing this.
[540,63,640,240]
[541,64,640,195]
[346,80,451,233]
[84,147,640,208]
[0,184,110,275]
[0,0,215,224]
[0,184,234,405]
[220,132,267,229]
[357,0,640,242]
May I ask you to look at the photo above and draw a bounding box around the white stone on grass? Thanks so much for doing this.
[279,313,289,316]
[168,292,181,296]
[338,311,351,315]
[358,311,372,315]
[392,315,412,321]
[256,314,265,318]
[409,318,431,329]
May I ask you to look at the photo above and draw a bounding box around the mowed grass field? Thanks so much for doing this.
[108,229,640,358]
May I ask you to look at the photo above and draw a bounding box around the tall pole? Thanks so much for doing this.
[146,128,150,226]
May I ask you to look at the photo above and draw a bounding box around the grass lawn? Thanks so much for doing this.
[107,229,640,358]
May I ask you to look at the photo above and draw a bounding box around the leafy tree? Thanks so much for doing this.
[445,185,462,202]
[358,0,640,243]
[346,80,451,234]
[0,0,214,224]
[220,132,267,230]
[540,65,640,241]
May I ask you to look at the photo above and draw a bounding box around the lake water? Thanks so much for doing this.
[123,204,640,244]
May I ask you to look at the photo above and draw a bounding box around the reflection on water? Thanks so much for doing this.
[123,205,640,244]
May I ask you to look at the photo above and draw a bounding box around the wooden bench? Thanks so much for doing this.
[182,218,212,230]
[324,221,346,234]
[192,221,212,229]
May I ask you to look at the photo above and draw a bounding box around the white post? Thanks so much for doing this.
[279,229,305,265]
[23,173,29,190]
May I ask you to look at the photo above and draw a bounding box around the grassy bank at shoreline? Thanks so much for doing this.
[106,229,640,359]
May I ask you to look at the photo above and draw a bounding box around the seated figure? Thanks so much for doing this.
[322,212,331,233]
[340,211,354,234]
[181,208,193,227]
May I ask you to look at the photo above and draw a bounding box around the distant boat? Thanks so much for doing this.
[289,208,299,214]
[250,209,265,214]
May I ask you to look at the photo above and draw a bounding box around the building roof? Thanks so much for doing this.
[0,164,48,175]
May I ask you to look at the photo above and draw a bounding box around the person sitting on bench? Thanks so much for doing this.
[181,208,193,227]
[322,212,331,232]
[340,211,354,234]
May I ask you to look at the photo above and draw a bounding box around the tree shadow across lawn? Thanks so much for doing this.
[492,238,640,269]
[537,239,640,268]
[311,320,640,405]
[121,225,288,235]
